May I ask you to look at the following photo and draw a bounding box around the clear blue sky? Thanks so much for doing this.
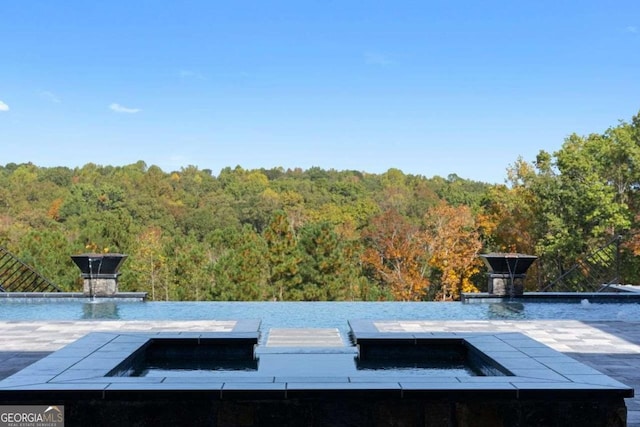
[1,1,639,183]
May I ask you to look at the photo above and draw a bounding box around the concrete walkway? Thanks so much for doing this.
[1,320,639,425]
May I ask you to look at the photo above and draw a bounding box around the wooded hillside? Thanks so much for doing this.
[2,111,639,300]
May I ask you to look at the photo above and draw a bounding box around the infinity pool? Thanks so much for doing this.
[1,299,639,329]
[1,300,635,426]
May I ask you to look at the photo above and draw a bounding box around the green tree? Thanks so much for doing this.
[211,226,268,300]
[500,112,640,287]
[16,228,78,291]
[298,222,362,300]
[164,233,212,301]
[263,211,303,300]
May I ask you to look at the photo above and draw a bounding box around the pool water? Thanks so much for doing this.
[356,361,473,377]
[1,300,638,327]
[137,358,477,378]
[107,333,494,379]
[119,336,259,377]
[133,360,259,377]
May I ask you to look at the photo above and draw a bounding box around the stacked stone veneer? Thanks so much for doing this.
[71,253,127,297]
[83,277,118,297]
[40,396,628,427]
[480,253,537,297]
[488,274,525,296]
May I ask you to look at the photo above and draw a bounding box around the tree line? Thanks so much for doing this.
[2,111,640,300]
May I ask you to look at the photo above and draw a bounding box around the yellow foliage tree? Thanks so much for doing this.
[423,202,482,301]
[361,209,429,301]
[127,227,166,300]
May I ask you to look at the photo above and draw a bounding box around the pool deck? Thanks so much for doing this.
[1,319,640,425]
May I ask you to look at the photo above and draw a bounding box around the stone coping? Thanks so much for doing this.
[0,319,632,400]
[461,291,640,303]
[349,319,633,398]
[0,292,147,300]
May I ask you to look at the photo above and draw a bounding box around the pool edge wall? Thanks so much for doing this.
[461,291,640,303]
[0,325,633,426]
[0,292,147,300]
[0,391,628,427]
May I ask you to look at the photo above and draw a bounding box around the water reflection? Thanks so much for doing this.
[82,301,121,319]
[1,300,638,323]
[488,302,525,319]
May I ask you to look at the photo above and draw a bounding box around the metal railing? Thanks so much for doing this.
[541,235,622,292]
[0,246,62,292]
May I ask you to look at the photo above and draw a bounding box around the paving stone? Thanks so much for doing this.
[266,328,344,347]
[1,319,639,424]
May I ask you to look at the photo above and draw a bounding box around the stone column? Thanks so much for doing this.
[71,254,128,297]
[480,253,537,297]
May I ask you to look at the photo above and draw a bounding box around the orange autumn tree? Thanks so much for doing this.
[622,214,640,260]
[361,209,430,301]
[423,202,482,301]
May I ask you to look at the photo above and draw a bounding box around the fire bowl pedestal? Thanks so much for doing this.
[71,253,127,297]
[480,253,537,297]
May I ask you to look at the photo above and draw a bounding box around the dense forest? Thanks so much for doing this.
[2,111,640,301]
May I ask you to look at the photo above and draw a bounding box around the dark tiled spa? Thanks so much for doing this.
[0,319,633,426]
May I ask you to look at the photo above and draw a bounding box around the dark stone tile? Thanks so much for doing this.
[458,376,549,383]
[99,342,147,352]
[90,350,138,359]
[497,336,548,347]
[507,369,569,381]
[200,332,259,342]
[348,375,415,383]
[16,356,82,368]
[3,383,108,391]
[495,358,548,371]
[400,382,517,391]
[0,376,58,388]
[257,354,357,377]
[352,332,404,341]
[163,376,274,384]
[400,382,518,399]
[71,358,123,371]
[347,319,379,334]
[374,333,418,339]
[112,334,153,343]
[60,377,164,384]
[478,350,527,359]
[44,347,99,359]
[1,326,633,426]
[233,319,261,333]
[542,362,604,375]
[256,346,356,355]
[519,346,573,357]
[275,376,349,383]
[563,374,634,388]
[106,382,224,391]
[286,381,401,391]
[371,376,459,383]
[53,371,109,381]
[513,382,634,398]
[467,341,521,353]
[223,382,285,391]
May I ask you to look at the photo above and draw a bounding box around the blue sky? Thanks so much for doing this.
[1,1,639,183]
